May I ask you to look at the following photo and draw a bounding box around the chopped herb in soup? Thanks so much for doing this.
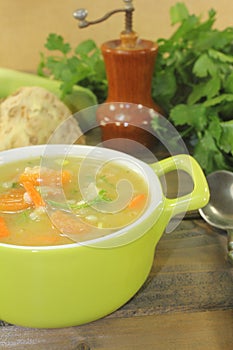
[0,156,148,246]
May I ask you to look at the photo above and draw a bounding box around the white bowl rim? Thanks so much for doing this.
[0,144,163,250]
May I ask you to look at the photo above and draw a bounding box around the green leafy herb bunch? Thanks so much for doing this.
[152,2,233,174]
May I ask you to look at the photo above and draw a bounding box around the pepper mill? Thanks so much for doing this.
[73,0,162,153]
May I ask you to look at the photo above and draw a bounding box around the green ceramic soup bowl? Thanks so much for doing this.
[0,145,209,328]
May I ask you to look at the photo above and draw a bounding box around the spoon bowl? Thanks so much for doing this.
[199,170,233,263]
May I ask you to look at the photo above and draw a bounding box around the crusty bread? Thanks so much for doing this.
[0,86,85,151]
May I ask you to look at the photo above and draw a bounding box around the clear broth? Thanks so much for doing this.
[0,156,148,246]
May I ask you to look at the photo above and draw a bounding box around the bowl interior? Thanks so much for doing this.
[0,145,163,249]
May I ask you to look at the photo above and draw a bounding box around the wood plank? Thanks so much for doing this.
[0,310,232,350]
[152,219,230,272]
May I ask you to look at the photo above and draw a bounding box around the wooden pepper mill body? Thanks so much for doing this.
[96,39,162,152]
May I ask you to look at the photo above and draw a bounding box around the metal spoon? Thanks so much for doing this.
[199,170,233,264]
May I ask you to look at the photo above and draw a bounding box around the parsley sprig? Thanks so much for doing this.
[152,2,233,174]
[47,189,112,211]
[38,34,107,102]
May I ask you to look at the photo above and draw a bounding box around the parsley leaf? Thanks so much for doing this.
[47,189,112,211]
[220,121,233,154]
[45,34,71,55]
[192,54,217,78]
[170,2,189,25]
[188,76,221,104]
[38,36,107,102]
[170,104,207,132]
[194,130,228,174]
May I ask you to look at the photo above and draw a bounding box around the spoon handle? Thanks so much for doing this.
[227,229,233,264]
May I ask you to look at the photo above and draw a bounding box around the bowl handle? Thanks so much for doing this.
[151,154,210,218]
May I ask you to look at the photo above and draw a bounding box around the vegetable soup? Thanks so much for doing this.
[0,156,148,246]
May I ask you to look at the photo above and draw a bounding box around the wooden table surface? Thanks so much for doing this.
[0,133,233,350]
[0,218,232,350]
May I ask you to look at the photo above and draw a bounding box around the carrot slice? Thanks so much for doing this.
[60,170,72,185]
[0,188,31,212]
[128,194,146,209]
[19,169,71,186]
[19,172,39,186]
[22,181,45,208]
[0,217,10,237]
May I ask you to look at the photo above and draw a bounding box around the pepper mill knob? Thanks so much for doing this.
[73,8,88,28]
[122,0,134,9]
